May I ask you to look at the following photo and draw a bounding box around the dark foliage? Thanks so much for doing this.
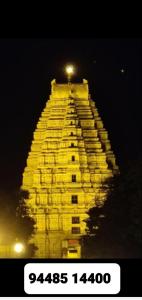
[82,158,142,258]
[0,188,36,256]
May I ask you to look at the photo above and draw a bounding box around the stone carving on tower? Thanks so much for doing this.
[22,70,118,258]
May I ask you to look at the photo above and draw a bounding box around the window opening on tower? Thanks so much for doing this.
[72,174,76,182]
[72,217,80,224]
[71,195,78,204]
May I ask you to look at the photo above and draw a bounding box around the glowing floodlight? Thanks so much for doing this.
[14,242,25,254]
[65,65,74,82]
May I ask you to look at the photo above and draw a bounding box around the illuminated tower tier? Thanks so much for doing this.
[22,79,118,258]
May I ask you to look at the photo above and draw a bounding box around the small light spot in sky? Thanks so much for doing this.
[120,68,125,73]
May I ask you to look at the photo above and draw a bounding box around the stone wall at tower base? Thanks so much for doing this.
[32,231,81,258]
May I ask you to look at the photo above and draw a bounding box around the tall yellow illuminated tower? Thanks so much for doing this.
[22,68,118,258]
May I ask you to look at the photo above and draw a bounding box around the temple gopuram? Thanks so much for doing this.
[22,67,118,258]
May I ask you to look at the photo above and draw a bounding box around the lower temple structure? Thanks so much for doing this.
[22,78,118,258]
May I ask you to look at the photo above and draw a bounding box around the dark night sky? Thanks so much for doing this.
[0,38,142,190]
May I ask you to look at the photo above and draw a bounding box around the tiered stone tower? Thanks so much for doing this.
[22,78,118,258]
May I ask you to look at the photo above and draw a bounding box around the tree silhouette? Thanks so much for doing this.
[82,158,142,258]
[0,188,36,257]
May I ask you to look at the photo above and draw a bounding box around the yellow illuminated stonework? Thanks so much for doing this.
[22,79,118,258]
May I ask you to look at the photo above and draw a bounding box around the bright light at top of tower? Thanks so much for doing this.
[65,65,75,82]
[66,65,74,75]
